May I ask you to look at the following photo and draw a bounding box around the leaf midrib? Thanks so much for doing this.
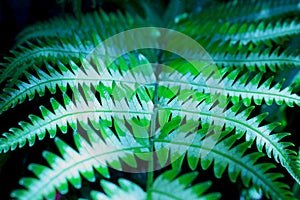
[160,78,300,103]
[1,109,151,150]
[161,106,290,164]
[26,145,148,199]
[154,138,284,199]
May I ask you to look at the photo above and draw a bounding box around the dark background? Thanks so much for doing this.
[0,0,55,55]
[0,0,130,56]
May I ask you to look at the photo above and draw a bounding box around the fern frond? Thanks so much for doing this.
[90,170,221,200]
[11,123,148,200]
[154,128,295,199]
[293,151,300,184]
[0,53,155,115]
[160,61,300,107]
[0,86,153,153]
[150,170,221,200]
[158,91,300,184]
[197,0,300,23]
[90,179,146,200]
[15,15,79,45]
[207,42,300,72]
[177,18,300,45]
[15,10,144,46]
[164,40,300,72]
[0,37,92,85]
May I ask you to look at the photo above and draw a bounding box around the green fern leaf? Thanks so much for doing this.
[207,42,300,72]
[90,179,146,200]
[177,18,300,45]
[0,86,152,153]
[158,91,300,184]
[15,10,144,46]
[0,53,154,115]
[90,170,220,200]
[154,128,295,199]
[150,170,221,200]
[164,40,300,72]
[10,123,148,200]
[0,38,92,85]
[197,0,300,23]
[161,60,300,107]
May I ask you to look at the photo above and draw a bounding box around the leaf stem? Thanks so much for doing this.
[146,156,154,200]
[147,81,158,199]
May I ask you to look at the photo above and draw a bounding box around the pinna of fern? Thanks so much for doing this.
[87,170,221,200]
[14,9,145,47]
[0,9,145,85]
[0,52,155,115]
[176,16,300,46]
[203,41,300,72]
[196,0,300,23]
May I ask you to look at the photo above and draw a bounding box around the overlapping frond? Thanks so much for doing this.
[0,9,146,85]
[0,53,155,114]
[207,42,300,72]
[157,90,300,184]
[154,128,295,200]
[15,10,144,46]
[164,38,300,74]
[90,170,220,200]
[177,18,300,45]
[90,179,146,200]
[198,0,300,23]
[160,61,300,107]
[11,123,148,200]
[0,85,153,153]
[0,36,92,85]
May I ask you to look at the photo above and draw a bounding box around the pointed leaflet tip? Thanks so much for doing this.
[160,169,180,181]
[50,97,61,111]
[177,171,198,186]
[39,105,52,118]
